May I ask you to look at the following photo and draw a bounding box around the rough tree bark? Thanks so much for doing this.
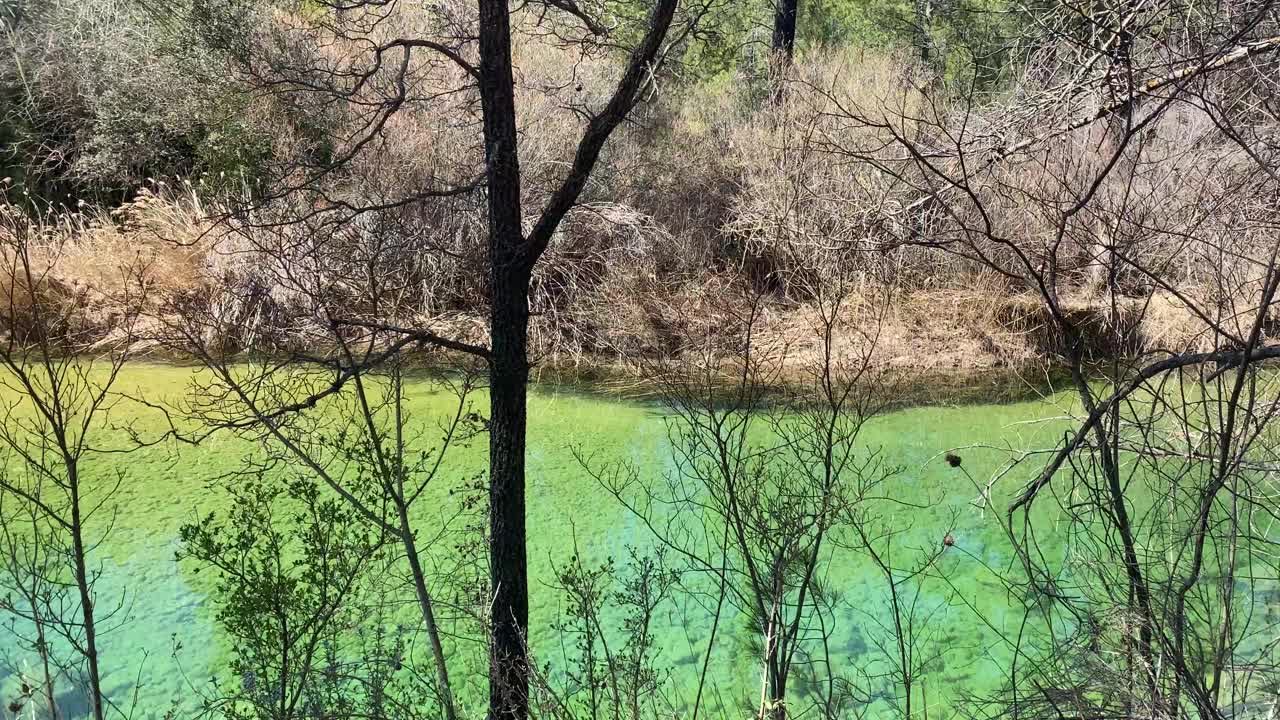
[474,2,680,719]
[476,3,529,716]
[772,0,798,61]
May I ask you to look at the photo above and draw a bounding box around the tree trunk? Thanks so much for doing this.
[70,474,105,720]
[769,0,798,103]
[478,1,530,718]
[769,663,788,720]
[397,501,457,720]
[474,3,678,718]
[914,0,935,66]
[32,600,59,720]
[487,273,531,720]
[772,0,798,61]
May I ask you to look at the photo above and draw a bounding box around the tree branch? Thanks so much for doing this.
[1008,343,1280,514]
[519,0,679,270]
[901,34,1280,217]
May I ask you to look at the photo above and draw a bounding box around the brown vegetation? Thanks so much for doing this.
[8,0,1266,378]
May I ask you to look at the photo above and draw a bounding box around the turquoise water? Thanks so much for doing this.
[0,364,1215,718]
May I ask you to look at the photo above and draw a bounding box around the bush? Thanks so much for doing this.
[0,0,270,202]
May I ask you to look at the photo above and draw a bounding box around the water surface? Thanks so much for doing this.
[0,364,1107,717]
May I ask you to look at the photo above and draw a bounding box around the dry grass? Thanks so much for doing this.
[5,37,1277,373]
[0,183,1257,371]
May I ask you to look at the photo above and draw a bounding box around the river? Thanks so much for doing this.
[0,362,1203,718]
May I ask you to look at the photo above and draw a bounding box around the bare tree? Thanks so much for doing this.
[177,425,465,720]
[1,491,63,720]
[534,544,678,720]
[581,277,919,720]
[0,206,143,720]
[810,2,1280,715]
[156,3,720,719]
[478,3,683,714]
[772,0,798,63]
[159,275,488,720]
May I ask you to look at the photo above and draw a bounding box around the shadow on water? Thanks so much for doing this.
[533,364,1078,411]
[53,686,90,720]
[0,540,216,720]
[120,357,1077,421]
[0,664,89,720]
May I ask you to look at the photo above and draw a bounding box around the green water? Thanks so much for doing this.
[0,364,1095,717]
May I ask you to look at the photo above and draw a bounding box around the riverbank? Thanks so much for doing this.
[526,357,1074,407]
[3,192,1222,390]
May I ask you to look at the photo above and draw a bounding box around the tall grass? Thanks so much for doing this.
[3,35,1272,370]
